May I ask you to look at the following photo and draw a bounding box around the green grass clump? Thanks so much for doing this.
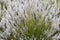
[4,10,52,40]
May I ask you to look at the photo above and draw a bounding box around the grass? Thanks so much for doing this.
[0,13,3,21]
[0,0,59,40]
[0,1,7,10]
[0,1,52,40]
[3,9,52,40]
[56,0,60,11]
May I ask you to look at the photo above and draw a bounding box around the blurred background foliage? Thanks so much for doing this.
[57,0,60,11]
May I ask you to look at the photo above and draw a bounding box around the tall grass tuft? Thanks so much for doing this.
[3,9,52,40]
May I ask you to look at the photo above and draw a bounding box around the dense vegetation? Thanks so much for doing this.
[0,0,60,40]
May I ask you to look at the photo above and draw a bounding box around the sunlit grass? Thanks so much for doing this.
[4,9,52,40]
[0,1,53,40]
